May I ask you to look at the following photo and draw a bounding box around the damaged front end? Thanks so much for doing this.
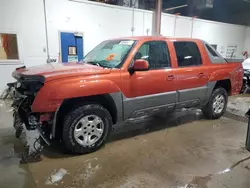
[6,67,49,162]
[241,70,250,93]
[9,68,45,134]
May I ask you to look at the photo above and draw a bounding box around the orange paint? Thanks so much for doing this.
[106,54,115,61]
[14,36,243,113]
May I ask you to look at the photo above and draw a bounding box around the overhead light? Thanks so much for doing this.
[243,0,250,2]
[165,4,188,11]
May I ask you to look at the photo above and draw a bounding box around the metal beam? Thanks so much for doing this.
[155,0,162,36]
[43,0,50,63]
[165,4,188,11]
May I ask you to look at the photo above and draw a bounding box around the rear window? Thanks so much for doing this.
[174,42,202,67]
[205,44,219,57]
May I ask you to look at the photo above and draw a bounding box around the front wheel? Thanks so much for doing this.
[202,87,228,119]
[62,103,112,154]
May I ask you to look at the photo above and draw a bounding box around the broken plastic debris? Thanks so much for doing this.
[213,124,220,128]
[7,107,14,112]
[45,168,68,185]
[171,185,188,188]
[216,168,231,174]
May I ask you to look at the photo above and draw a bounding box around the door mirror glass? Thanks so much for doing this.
[133,59,149,71]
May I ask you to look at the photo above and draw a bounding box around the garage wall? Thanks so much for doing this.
[174,16,193,37]
[0,0,249,92]
[0,0,47,92]
[45,0,135,60]
[161,14,175,36]
[46,0,248,58]
[244,27,250,54]
[192,19,247,58]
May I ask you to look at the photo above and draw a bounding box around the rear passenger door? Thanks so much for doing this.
[173,41,209,108]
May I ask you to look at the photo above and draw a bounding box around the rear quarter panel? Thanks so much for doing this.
[207,62,243,95]
[194,39,243,95]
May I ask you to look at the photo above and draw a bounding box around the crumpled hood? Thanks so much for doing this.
[15,62,111,81]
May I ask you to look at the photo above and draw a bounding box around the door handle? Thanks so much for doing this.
[198,73,204,78]
[167,75,175,81]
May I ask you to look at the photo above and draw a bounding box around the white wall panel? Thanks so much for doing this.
[175,16,192,37]
[0,0,249,92]
[0,0,47,92]
[244,27,250,54]
[142,11,153,36]
[0,0,47,66]
[133,11,144,36]
[192,19,246,58]
[161,14,175,36]
[46,0,135,57]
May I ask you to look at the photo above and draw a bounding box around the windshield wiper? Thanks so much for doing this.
[85,61,101,67]
[85,61,111,68]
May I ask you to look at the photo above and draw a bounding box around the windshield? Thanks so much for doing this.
[83,40,136,68]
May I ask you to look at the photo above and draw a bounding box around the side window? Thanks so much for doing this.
[134,41,171,69]
[174,42,202,67]
[205,44,219,57]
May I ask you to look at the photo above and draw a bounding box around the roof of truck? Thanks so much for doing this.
[112,36,202,42]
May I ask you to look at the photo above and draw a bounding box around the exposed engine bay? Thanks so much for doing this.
[4,69,53,163]
[7,69,45,133]
[242,69,250,93]
[5,67,53,144]
[241,58,250,93]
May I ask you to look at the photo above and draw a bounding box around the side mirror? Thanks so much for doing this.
[130,59,149,74]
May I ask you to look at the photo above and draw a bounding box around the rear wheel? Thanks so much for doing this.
[62,103,112,154]
[202,87,228,119]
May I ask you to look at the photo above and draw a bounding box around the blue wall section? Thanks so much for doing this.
[76,36,83,61]
[60,32,84,63]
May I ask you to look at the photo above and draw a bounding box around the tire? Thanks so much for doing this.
[202,87,228,119]
[62,103,112,154]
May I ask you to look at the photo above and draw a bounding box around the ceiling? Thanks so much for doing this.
[162,0,250,26]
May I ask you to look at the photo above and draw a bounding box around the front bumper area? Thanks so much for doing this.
[13,95,38,131]
[12,96,53,145]
[6,82,53,145]
[241,70,250,93]
[37,125,52,146]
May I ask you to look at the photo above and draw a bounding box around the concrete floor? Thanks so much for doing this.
[0,98,250,188]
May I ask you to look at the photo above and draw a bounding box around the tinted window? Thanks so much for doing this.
[134,41,171,69]
[205,44,219,57]
[174,42,202,67]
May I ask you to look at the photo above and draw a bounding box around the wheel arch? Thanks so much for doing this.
[52,93,121,139]
[204,79,231,106]
[214,79,231,95]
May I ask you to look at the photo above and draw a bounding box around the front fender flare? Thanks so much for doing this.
[32,79,121,112]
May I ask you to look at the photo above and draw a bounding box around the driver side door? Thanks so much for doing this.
[122,40,177,119]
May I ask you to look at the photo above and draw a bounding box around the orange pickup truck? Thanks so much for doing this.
[9,36,243,154]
